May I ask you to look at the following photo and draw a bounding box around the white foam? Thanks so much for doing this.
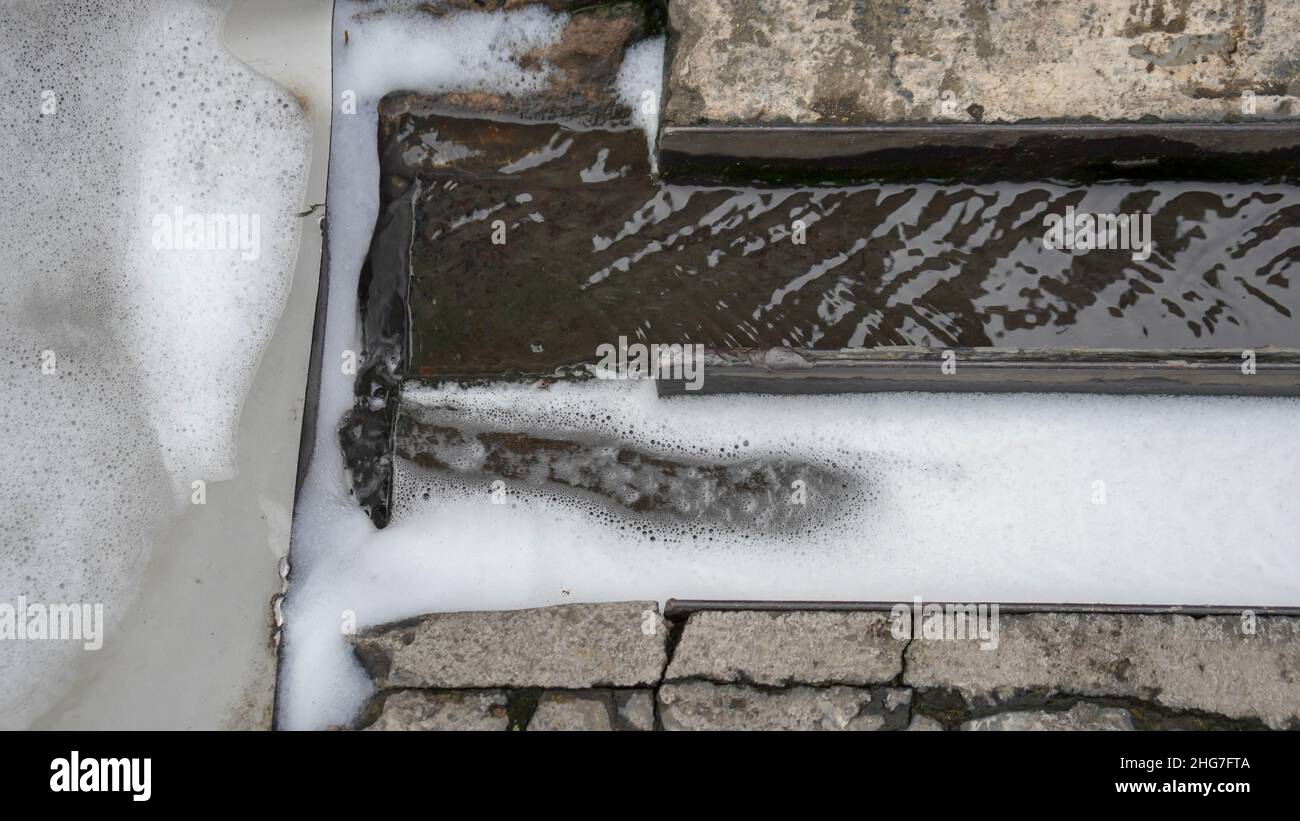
[338,4,565,102]
[388,382,1300,609]
[283,376,1300,729]
[0,0,308,727]
[616,36,666,162]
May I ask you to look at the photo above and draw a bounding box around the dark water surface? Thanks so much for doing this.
[346,104,1300,525]
[379,111,1300,378]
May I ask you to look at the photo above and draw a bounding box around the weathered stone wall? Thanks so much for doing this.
[664,0,1300,126]
[351,603,1300,730]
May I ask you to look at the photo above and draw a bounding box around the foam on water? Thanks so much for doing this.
[290,378,1300,728]
[338,2,565,102]
[279,2,1300,731]
[391,382,1300,607]
[617,36,666,164]
[0,0,308,727]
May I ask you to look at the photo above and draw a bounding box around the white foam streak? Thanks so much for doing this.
[617,36,666,163]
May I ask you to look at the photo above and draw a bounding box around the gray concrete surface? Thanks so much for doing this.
[366,689,510,731]
[529,689,655,731]
[659,682,912,731]
[904,613,1300,730]
[666,610,903,686]
[351,603,1300,730]
[350,601,669,689]
[664,0,1300,126]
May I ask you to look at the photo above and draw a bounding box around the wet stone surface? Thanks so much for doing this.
[340,0,655,526]
[345,92,1300,523]
[378,106,1300,381]
[355,0,653,126]
[431,1,650,125]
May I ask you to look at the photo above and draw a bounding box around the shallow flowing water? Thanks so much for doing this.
[372,108,1300,381]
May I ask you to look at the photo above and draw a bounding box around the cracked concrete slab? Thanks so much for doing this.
[904,613,1300,729]
[665,610,904,686]
[347,603,1300,730]
[350,601,668,689]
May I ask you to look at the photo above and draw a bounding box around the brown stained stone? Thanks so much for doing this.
[424,1,649,124]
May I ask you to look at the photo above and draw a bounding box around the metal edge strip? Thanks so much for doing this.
[663,599,1300,619]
